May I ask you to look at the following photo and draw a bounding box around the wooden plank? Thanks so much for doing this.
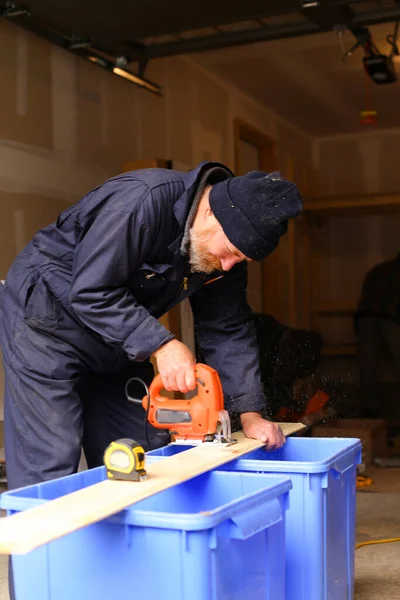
[322,343,357,356]
[283,155,297,327]
[298,215,311,329]
[311,304,356,316]
[307,213,317,332]
[287,220,297,328]
[0,424,304,555]
[303,192,400,214]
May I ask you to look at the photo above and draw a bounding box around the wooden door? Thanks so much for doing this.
[234,119,281,319]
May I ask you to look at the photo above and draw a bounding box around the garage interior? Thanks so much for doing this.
[1,0,400,598]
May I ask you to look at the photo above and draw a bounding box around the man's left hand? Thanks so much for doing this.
[240,412,286,450]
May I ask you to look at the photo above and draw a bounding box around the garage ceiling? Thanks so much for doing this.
[1,0,400,136]
[1,0,400,63]
[191,21,400,136]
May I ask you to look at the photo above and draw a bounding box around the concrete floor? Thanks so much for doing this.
[0,471,398,599]
[0,555,7,600]
[355,491,400,599]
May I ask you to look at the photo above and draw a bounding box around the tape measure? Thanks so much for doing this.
[104,438,147,482]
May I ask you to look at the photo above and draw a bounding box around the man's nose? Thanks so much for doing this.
[220,256,241,271]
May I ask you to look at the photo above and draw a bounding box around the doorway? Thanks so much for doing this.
[234,119,281,320]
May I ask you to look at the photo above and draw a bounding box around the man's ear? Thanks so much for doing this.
[205,207,220,228]
[201,188,218,225]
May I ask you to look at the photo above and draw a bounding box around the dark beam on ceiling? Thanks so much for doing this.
[300,3,354,28]
[139,21,321,59]
[3,1,400,69]
[352,5,400,27]
[140,5,400,59]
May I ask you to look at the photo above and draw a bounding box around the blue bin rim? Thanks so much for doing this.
[0,470,292,532]
[228,437,363,474]
[146,437,363,474]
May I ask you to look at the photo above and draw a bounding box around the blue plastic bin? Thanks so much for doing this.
[1,468,292,600]
[147,436,362,600]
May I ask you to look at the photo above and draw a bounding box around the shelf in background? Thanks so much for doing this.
[322,344,357,356]
[311,304,356,316]
[303,192,400,214]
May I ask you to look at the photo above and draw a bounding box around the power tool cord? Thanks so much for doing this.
[355,476,400,550]
[124,377,152,451]
[356,537,400,550]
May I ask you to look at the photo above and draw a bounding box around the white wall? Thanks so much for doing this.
[309,129,400,352]
[314,129,400,198]
[313,129,400,287]
[0,19,313,209]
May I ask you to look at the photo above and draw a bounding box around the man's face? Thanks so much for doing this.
[189,220,251,274]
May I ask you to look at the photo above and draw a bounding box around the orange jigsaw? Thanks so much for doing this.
[141,363,237,446]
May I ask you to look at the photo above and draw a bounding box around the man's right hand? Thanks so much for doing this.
[152,339,197,393]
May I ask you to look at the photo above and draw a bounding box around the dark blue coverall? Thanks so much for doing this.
[0,161,267,493]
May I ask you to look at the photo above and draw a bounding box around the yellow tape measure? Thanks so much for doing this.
[104,438,147,482]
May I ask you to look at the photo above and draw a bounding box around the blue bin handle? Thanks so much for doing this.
[330,446,363,477]
[229,497,283,540]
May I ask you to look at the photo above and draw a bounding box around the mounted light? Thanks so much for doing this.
[341,22,399,85]
[0,5,162,96]
[363,54,397,84]
[112,67,161,95]
[87,56,109,68]
[84,55,162,95]
[302,1,320,7]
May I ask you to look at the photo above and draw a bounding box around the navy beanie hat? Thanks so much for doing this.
[209,171,303,261]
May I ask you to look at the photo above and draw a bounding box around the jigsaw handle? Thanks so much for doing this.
[142,363,225,436]
[146,363,221,405]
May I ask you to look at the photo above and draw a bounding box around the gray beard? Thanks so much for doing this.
[188,228,221,274]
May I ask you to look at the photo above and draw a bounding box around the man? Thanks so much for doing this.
[354,254,400,418]
[0,160,302,492]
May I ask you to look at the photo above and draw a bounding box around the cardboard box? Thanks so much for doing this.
[312,419,387,467]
